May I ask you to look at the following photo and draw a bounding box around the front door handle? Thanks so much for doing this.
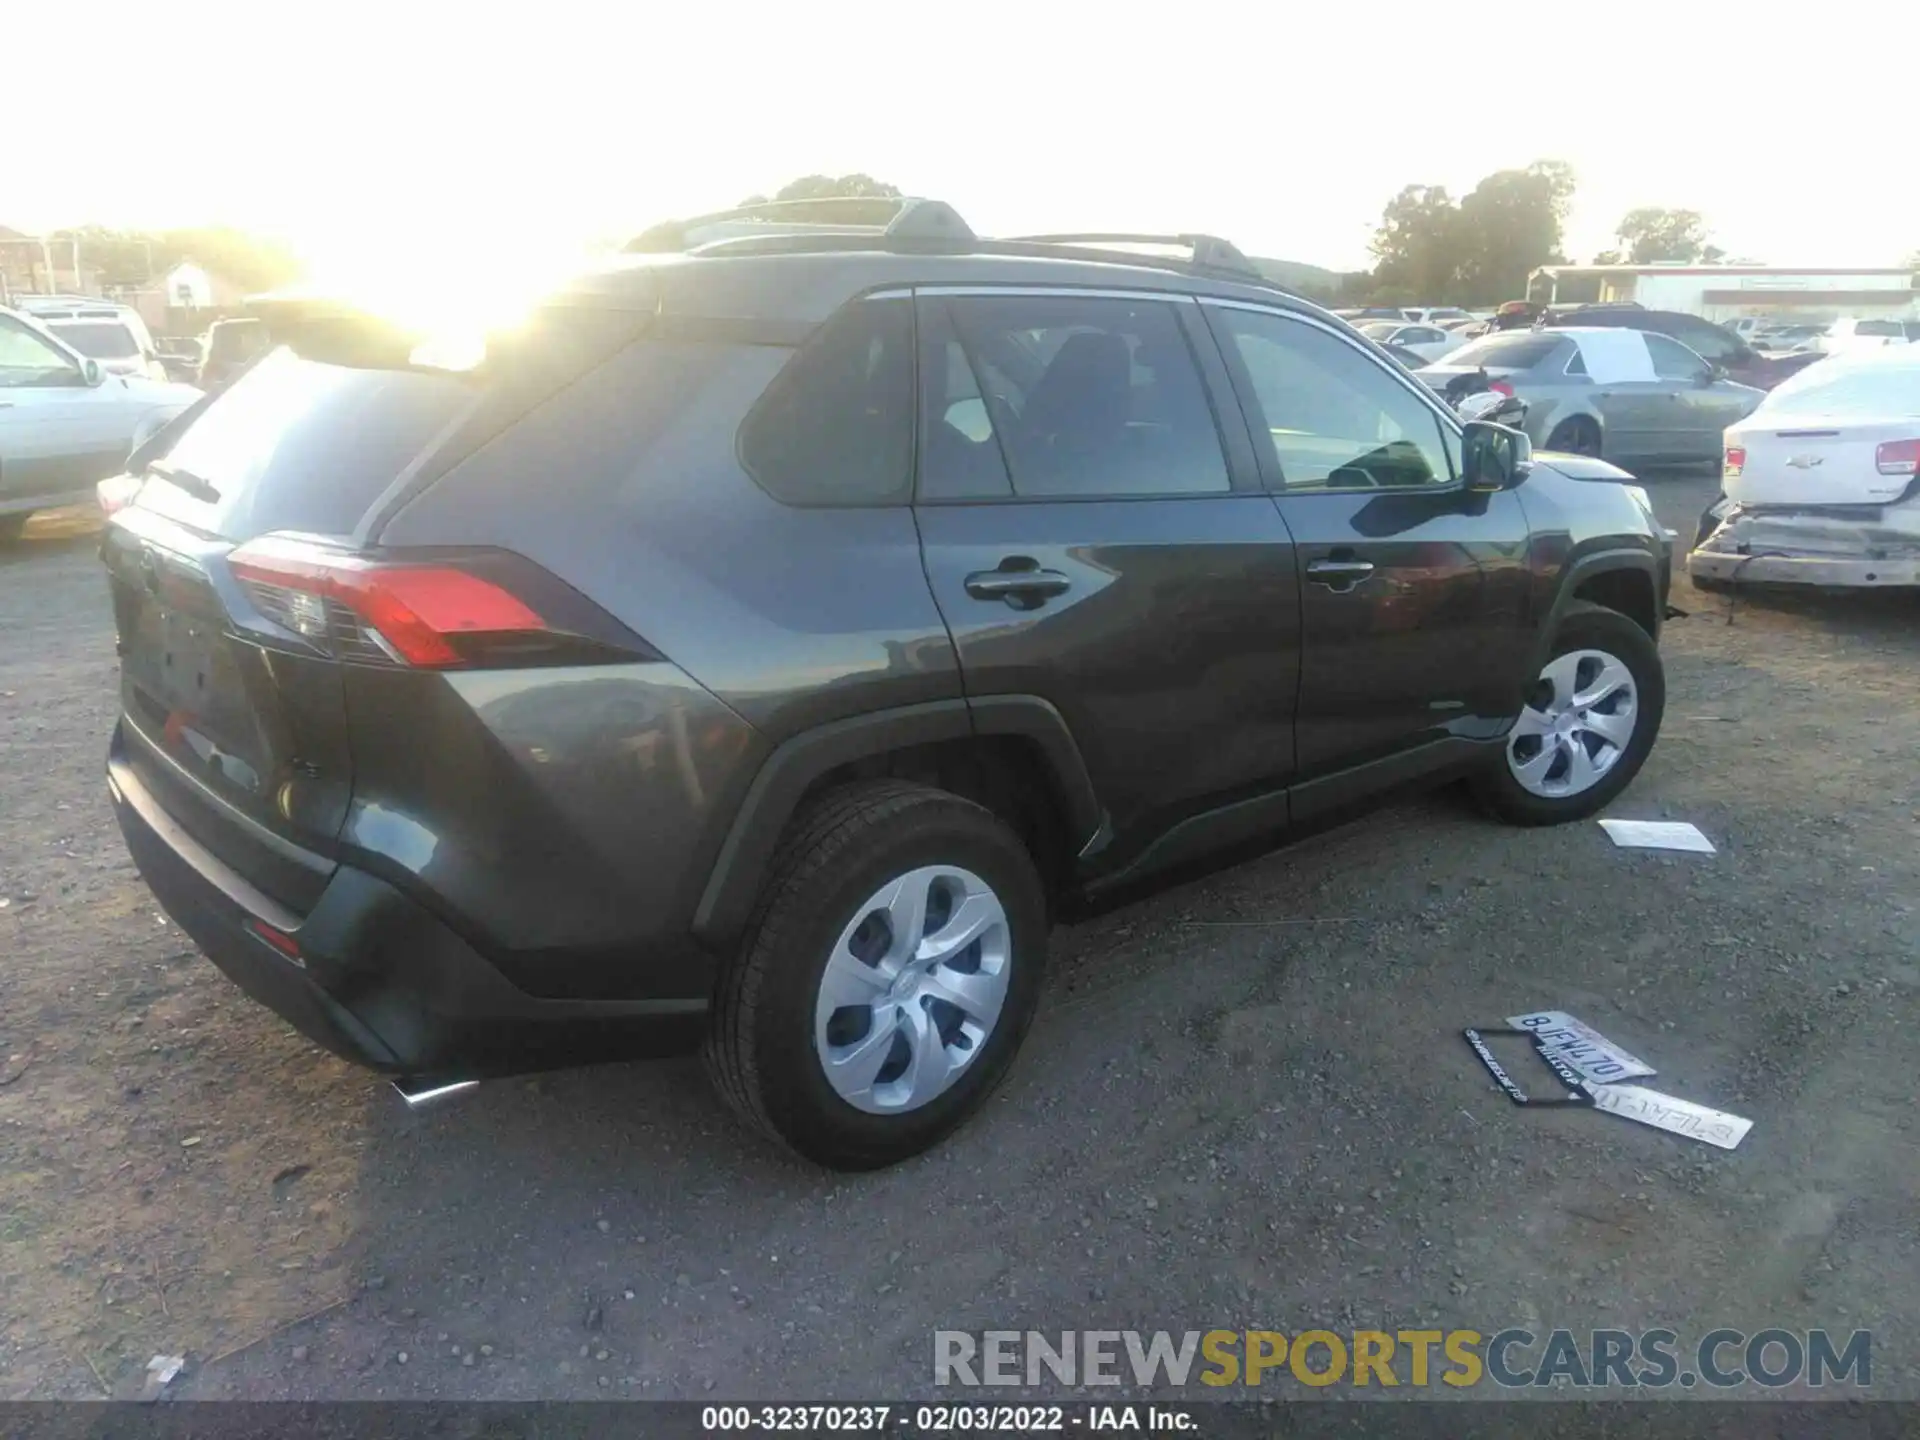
[1306,558,1376,592]
[964,567,1072,606]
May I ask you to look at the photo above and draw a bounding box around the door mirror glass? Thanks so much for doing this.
[1462,419,1531,491]
[82,358,104,387]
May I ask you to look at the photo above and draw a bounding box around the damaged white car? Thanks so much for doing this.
[1689,344,1920,589]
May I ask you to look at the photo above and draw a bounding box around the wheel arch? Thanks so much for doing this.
[692,697,1104,947]
[1527,547,1662,681]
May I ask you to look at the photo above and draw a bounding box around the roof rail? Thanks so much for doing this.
[1004,232,1267,282]
[624,196,976,253]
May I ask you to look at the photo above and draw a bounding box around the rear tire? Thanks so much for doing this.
[0,513,28,545]
[704,780,1048,1170]
[1472,602,1665,826]
[1545,417,1602,458]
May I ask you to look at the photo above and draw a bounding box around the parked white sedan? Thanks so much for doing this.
[0,307,200,541]
[1690,345,1920,588]
[1356,320,1467,364]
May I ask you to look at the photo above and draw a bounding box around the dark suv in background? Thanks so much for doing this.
[104,199,1671,1169]
[1542,304,1825,390]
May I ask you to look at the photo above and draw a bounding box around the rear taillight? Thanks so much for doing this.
[1723,445,1746,479]
[1875,439,1920,476]
[1489,379,1516,397]
[226,535,655,669]
[97,473,144,516]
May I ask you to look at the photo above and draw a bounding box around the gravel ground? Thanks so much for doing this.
[2,476,1916,1403]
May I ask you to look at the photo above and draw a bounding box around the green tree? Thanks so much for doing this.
[1368,185,1463,302]
[740,174,903,206]
[50,224,303,292]
[1453,160,1576,304]
[1590,249,1623,266]
[1614,207,1710,264]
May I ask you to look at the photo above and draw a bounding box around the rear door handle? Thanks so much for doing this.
[1306,558,1375,591]
[964,567,1072,605]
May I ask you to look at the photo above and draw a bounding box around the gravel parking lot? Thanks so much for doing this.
[3,474,1917,1402]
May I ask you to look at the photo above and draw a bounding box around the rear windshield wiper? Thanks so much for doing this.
[143,460,221,504]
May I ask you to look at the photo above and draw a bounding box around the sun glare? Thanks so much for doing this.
[290,230,612,344]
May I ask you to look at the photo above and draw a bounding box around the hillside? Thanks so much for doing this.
[1249,256,1343,294]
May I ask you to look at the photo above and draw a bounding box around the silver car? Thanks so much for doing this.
[1418,327,1764,466]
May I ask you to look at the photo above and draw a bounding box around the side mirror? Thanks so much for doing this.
[1702,364,1727,385]
[82,358,104,387]
[1462,419,1532,492]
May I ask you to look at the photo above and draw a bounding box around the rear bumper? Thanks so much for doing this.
[1688,550,1920,587]
[109,738,707,1076]
[1689,502,1920,588]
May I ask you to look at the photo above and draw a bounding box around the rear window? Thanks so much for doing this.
[138,305,647,539]
[138,349,474,538]
[207,322,272,362]
[50,320,140,359]
[1856,320,1903,338]
[1764,359,1920,417]
[1442,333,1564,370]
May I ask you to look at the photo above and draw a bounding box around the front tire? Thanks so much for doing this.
[704,780,1048,1170]
[1472,601,1665,826]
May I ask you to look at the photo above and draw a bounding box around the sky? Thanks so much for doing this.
[10,0,1917,302]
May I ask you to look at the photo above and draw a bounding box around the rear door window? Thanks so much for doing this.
[738,297,915,507]
[934,293,1230,499]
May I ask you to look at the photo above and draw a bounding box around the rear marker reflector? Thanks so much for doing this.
[246,918,303,965]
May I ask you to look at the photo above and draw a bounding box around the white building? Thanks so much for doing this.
[1528,264,1917,324]
[162,261,215,309]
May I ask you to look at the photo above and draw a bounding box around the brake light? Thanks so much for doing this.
[97,473,145,516]
[1724,445,1746,479]
[230,537,550,668]
[1489,379,1516,397]
[1876,439,1920,476]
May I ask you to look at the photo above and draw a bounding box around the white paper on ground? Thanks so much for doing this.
[1507,1011,1657,1083]
[1597,819,1717,853]
[1586,1083,1752,1150]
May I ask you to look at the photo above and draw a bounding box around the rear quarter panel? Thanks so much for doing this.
[378,338,963,742]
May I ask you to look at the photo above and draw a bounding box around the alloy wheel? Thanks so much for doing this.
[813,865,1012,1115]
[1506,647,1638,798]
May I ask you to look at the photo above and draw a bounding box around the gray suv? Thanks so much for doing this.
[104,198,1672,1168]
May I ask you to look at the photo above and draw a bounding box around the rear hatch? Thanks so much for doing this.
[105,300,651,912]
[1725,350,1920,508]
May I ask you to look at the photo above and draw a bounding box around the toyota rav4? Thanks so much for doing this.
[104,199,1671,1169]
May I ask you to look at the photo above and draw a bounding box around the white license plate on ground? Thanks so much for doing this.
[1586,1084,1753,1150]
[1506,1011,1656,1084]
